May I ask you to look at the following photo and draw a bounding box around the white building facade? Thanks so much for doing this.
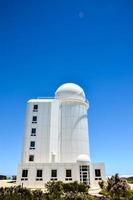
[17,83,105,189]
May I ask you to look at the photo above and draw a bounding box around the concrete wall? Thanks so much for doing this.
[22,99,53,163]
[17,162,80,189]
[60,100,90,163]
[17,161,106,188]
[17,83,106,188]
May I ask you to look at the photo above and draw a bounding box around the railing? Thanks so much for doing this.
[37,97,55,99]
[36,96,89,106]
[37,96,88,101]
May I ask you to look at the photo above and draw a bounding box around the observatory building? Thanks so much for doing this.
[17,83,105,188]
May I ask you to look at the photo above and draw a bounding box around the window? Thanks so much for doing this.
[37,169,42,177]
[22,170,28,177]
[51,170,57,181]
[21,169,28,181]
[36,169,43,181]
[32,116,37,123]
[51,169,57,177]
[30,141,35,149]
[33,105,38,112]
[80,165,90,185]
[95,169,101,177]
[29,155,34,161]
[65,169,72,181]
[31,128,36,136]
[66,169,71,177]
[95,177,102,180]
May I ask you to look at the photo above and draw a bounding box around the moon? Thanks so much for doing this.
[78,11,85,18]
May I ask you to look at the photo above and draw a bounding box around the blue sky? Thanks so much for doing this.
[0,0,133,176]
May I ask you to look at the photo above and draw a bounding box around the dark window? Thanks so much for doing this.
[30,141,35,147]
[22,170,28,177]
[65,169,72,181]
[32,116,37,123]
[32,128,36,133]
[66,170,72,177]
[29,155,34,161]
[34,105,38,110]
[31,128,36,136]
[51,170,57,177]
[30,141,35,149]
[36,170,42,178]
[65,178,72,181]
[33,105,38,112]
[95,177,102,180]
[95,169,101,177]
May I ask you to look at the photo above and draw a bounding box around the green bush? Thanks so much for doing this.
[45,181,90,200]
[99,174,133,200]
[3,178,133,200]
[0,181,95,200]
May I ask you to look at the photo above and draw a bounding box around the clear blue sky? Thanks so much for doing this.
[0,0,133,176]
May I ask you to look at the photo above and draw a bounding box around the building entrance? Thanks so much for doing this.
[80,165,90,185]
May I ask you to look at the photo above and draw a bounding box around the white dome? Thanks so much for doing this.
[77,154,90,162]
[55,83,85,101]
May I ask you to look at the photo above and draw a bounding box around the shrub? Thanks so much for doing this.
[0,181,107,200]
[45,181,92,199]
[99,174,133,200]
[45,181,64,200]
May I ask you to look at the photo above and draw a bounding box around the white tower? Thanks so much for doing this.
[17,83,105,188]
[55,83,90,163]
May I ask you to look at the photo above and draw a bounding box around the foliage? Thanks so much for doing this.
[45,181,90,200]
[0,186,46,200]
[0,181,96,200]
[99,174,133,200]
[1,177,133,200]
[45,181,64,200]
[63,181,89,193]
[126,177,133,184]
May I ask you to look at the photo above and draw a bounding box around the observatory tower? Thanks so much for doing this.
[17,83,105,188]
[55,83,90,163]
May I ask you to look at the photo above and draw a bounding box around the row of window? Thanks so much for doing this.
[32,105,38,124]
[30,104,38,137]
[21,169,72,181]
[30,106,38,149]
[21,168,101,181]
[22,168,100,178]
[28,155,101,179]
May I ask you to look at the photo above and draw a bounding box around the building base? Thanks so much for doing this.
[17,161,105,189]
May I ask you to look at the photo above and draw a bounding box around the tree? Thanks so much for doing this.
[45,181,64,200]
[45,181,94,200]
[99,174,133,200]
[32,189,44,200]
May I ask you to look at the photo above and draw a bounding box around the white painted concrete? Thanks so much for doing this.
[17,83,105,188]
